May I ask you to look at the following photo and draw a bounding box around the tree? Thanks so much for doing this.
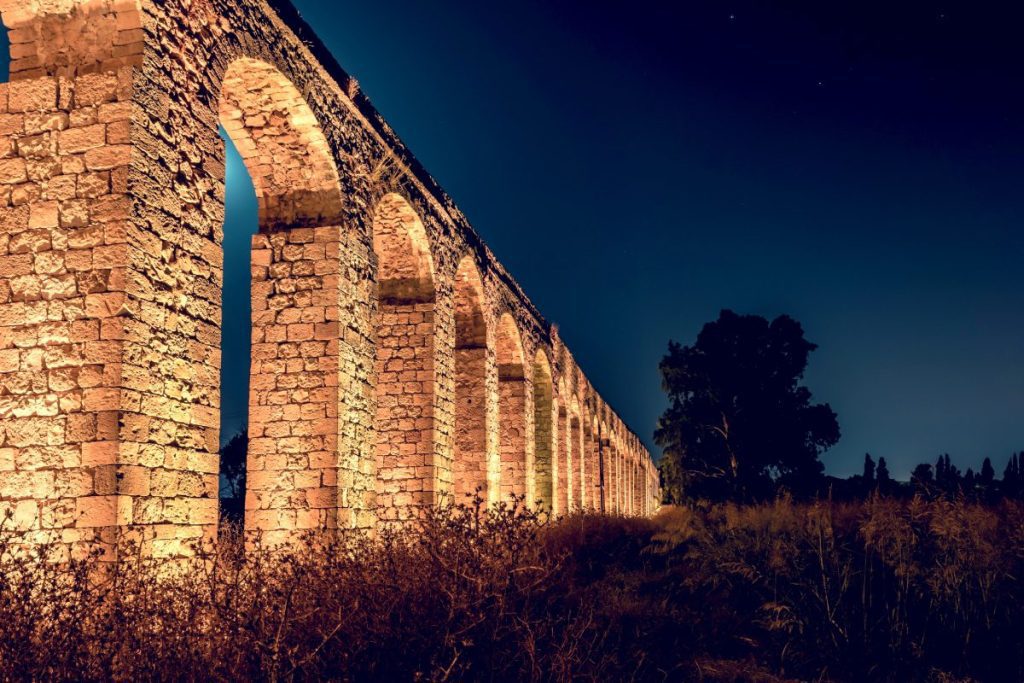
[935,453,961,492]
[876,457,891,487]
[862,453,876,484]
[911,463,933,487]
[220,429,248,521]
[1004,453,1021,498]
[655,310,840,502]
[981,457,995,486]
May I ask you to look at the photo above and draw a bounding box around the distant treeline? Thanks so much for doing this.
[826,451,1024,502]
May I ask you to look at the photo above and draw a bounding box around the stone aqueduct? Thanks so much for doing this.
[0,0,658,559]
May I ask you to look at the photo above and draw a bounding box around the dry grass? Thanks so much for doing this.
[2,496,1023,681]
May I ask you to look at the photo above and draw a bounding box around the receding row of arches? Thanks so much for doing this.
[210,53,654,529]
[0,2,659,558]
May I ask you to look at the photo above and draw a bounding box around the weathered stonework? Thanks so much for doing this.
[0,0,659,561]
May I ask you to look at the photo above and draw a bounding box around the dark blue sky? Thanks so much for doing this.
[4,1,1022,478]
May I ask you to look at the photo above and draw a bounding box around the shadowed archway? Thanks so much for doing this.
[555,379,569,515]
[496,314,526,502]
[219,57,346,545]
[452,257,493,504]
[372,193,436,521]
[532,352,554,510]
[570,397,582,511]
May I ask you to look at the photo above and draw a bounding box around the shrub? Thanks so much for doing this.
[2,497,1024,681]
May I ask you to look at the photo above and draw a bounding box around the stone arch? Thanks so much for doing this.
[0,0,144,80]
[219,58,345,233]
[452,256,493,504]
[218,57,348,545]
[531,351,554,511]
[642,459,648,516]
[622,436,630,514]
[633,447,640,515]
[637,444,644,515]
[599,419,611,513]
[581,410,594,510]
[371,193,437,521]
[586,413,600,511]
[555,378,570,515]
[569,396,582,512]
[610,432,618,511]
[496,313,527,502]
[646,459,653,515]
[623,437,631,514]
[629,455,636,516]
[632,444,638,515]
[602,423,610,516]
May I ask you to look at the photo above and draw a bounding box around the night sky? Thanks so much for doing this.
[3,1,1022,479]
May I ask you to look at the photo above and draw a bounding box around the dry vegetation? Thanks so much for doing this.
[2,497,1024,682]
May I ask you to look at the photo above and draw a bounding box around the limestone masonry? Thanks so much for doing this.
[0,0,658,561]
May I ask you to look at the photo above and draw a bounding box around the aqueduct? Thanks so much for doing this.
[0,0,658,560]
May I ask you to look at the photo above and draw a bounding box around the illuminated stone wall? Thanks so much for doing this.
[0,0,658,562]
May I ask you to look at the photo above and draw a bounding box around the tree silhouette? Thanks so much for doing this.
[876,457,891,488]
[911,463,933,489]
[655,310,840,502]
[981,457,995,486]
[934,453,961,493]
[863,453,876,484]
[220,430,248,521]
[1004,453,1021,499]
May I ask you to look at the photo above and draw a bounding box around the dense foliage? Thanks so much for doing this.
[3,497,1024,681]
[656,310,840,502]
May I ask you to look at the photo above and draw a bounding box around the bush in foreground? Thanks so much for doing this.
[2,497,1024,681]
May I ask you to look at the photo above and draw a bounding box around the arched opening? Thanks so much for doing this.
[624,456,631,516]
[453,257,492,504]
[583,416,596,510]
[0,23,9,81]
[570,399,583,511]
[598,420,610,513]
[633,460,639,516]
[642,461,647,515]
[637,458,643,515]
[633,451,639,515]
[219,59,343,231]
[372,193,436,522]
[644,461,651,515]
[618,438,627,514]
[496,314,526,502]
[624,447,631,515]
[608,433,619,514]
[622,456,630,516]
[532,352,554,511]
[555,379,570,515]
[216,58,346,545]
[217,130,258,524]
